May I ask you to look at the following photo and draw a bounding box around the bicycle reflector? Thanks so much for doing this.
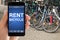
[50,15,53,24]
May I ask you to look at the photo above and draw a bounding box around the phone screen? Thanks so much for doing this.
[8,2,25,36]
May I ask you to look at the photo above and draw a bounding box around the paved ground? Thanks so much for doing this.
[0,5,60,40]
[18,27,60,40]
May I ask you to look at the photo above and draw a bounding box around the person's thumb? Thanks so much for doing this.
[0,10,8,26]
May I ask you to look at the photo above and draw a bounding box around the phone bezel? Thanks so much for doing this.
[8,2,25,36]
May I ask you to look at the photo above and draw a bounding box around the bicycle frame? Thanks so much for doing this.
[52,7,60,20]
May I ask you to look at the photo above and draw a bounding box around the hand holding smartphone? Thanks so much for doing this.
[8,2,25,36]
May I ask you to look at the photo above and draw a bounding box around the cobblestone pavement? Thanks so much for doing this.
[0,5,60,40]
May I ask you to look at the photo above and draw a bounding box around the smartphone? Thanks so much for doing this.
[8,2,25,36]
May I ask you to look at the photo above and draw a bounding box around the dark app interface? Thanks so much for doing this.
[9,6,24,33]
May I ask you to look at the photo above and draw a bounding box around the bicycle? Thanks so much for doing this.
[31,0,60,32]
[42,6,60,33]
[25,1,44,30]
[25,0,60,33]
[40,0,60,33]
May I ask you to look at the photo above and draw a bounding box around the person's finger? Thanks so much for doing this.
[10,36,19,40]
[25,21,30,30]
[25,14,30,30]
[25,14,31,21]
[0,10,8,26]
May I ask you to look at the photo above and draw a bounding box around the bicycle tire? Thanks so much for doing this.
[30,11,44,30]
[42,12,59,33]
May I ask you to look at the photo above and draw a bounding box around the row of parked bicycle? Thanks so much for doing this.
[25,0,60,33]
[9,0,60,33]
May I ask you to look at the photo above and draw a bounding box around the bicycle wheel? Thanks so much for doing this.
[42,12,59,33]
[30,5,46,31]
[30,11,44,30]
